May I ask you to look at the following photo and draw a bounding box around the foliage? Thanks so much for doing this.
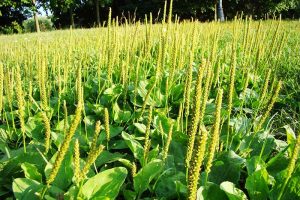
[0,21,24,34]
[1,0,300,33]
[23,17,53,32]
[0,8,299,199]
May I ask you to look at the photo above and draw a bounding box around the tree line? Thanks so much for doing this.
[1,0,299,33]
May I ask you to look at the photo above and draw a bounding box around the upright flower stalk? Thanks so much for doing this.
[185,64,204,168]
[143,106,153,164]
[278,132,300,200]
[16,65,26,153]
[187,125,208,200]
[47,65,83,186]
[206,88,223,174]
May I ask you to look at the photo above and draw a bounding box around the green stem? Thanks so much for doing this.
[40,185,48,199]
[226,115,231,151]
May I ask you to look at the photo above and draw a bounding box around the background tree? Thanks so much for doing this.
[48,0,79,28]
[32,0,40,32]
[95,0,112,26]
[1,0,299,33]
[0,0,31,33]
[217,0,225,21]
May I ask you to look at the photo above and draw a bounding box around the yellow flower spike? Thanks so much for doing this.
[131,162,137,178]
[104,108,110,146]
[91,120,101,152]
[260,69,271,103]
[187,125,208,200]
[0,63,3,114]
[73,139,80,185]
[40,60,48,110]
[47,65,83,186]
[47,101,82,186]
[15,65,26,153]
[185,64,205,168]
[162,123,174,161]
[78,145,105,182]
[256,80,282,132]
[63,100,68,134]
[41,112,51,154]
[206,88,223,174]
[143,106,153,164]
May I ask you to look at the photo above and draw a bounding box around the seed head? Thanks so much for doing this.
[73,139,80,184]
[104,108,110,143]
[47,101,82,186]
[78,145,105,182]
[162,123,174,161]
[91,120,101,152]
[41,112,51,154]
[185,64,204,167]
[143,106,153,164]
[187,125,208,200]
[206,88,223,174]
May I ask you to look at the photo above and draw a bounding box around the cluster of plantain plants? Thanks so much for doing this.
[0,2,300,199]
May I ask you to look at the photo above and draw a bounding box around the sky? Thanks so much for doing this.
[38,7,51,17]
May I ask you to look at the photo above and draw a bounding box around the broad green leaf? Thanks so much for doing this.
[117,158,132,168]
[220,181,248,200]
[113,102,131,123]
[266,145,289,177]
[148,145,159,162]
[98,125,123,141]
[170,83,184,103]
[274,139,288,153]
[117,110,131,122]
[21,162,42,182]
[155,172,186,199]
[95,151,125,167]
[64,186,79,200]
[133,123,146,133]
[0,146,45,187]
[174,180,188,199]
[284,168,300,198]
[123,190,136,200]
[44,195,56,200]
[246,156,266,175]
[83,115,96,127]
[101,84,123,104]
[167,140,187,171]
[284,125,296,156]
[239,88,259,105]
[110,139,128,149]
[45,150,73,190]
[134,159,163,195]
[50,131,65,147]
[230,116,251,136]
[240,132,275,161]
[121,131,144,163]
[55,115,75,132]
[12,178,43,200]
[209,151,245,185]
[113,102,121,120]
[25,115,44,142]
[270,164,300,200]
[81,167,127,199]
[245,168,271,200]
[137,80,156,106]
[153,113,172,134]
[47,185,65,199]
[229,116,251,150]
[197,182,228,200]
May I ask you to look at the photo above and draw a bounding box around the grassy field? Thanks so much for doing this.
[0,16,300,200]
